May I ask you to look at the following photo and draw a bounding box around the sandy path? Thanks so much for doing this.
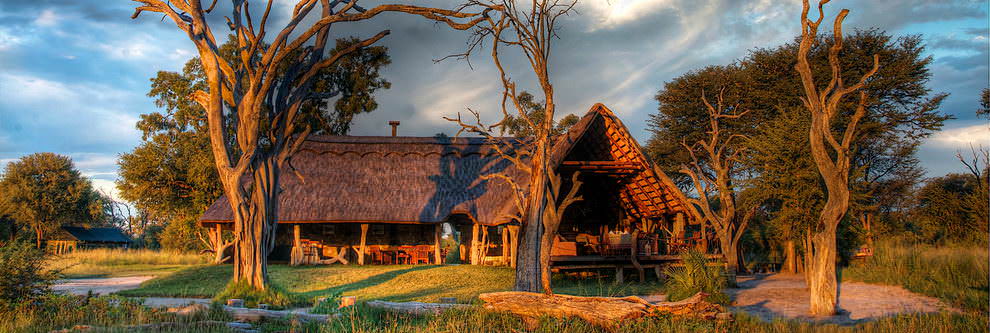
[53,276,155,296]
[727,274,952,324]
[52,276,211,308]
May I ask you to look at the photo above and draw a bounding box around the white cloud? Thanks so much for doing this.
[412,69,500,126]
[34,9,58,27]
[72,153,120,171]
[0,28,23,51]
[0,72,142,151]
[583,0,676,30]
[90,178,122,201]
[928,124,990,148]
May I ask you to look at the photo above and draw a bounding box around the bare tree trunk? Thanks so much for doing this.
[782,239,797,273]
[719,231,739,275]
[860,213,874,249]
[232,160,280,289]
[36,227,43,249]
[808,226,838,315]
[515,145,549,292]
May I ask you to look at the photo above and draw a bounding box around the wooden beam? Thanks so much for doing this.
[434,224,442,265]
[358,224,369,265]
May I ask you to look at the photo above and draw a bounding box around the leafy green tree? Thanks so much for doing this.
[979,88,989,118]
[913,171,988,244]
[0,241,58,308]
[500,91,580,138]
[0,153,101,248]
[117,37,392,253]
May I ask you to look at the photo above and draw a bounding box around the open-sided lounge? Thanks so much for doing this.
[199,104,715,277]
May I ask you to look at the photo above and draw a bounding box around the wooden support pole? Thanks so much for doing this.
[615,266,624,284]
[434,224,442,265]
[359,224,369,265]
[501,227,509,266]
[631,230,645,282]
[470,223,480,265]
[507,225,519,268]
[479,226,489,265]
[291,224,302,266]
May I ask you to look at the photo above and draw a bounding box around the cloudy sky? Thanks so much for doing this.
[0,0,987,201]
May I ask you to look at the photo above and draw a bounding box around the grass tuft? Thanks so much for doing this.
[213,280,297,309]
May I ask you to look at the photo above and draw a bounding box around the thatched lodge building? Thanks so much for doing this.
[199,104,708,272]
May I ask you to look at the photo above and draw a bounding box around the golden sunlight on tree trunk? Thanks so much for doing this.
[794,0,879,315]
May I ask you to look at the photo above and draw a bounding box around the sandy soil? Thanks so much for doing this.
[727,274,953,325]
[52,276,155,296]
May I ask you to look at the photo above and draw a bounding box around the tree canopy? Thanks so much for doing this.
[500,91,580,138]
[0,153,102,247]
[645,29,951,265]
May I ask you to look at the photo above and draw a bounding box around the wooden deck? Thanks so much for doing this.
[550,254,724,283]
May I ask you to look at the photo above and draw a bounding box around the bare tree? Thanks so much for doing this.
[957,145,989,225]
[679,89,755,276]
[131,0,489,290]
[445,0,578,293]
[794,0,880,315]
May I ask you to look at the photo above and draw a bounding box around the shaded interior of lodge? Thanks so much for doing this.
[199,104,718,279]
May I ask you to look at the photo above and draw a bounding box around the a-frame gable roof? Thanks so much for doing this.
[546,103,694,220]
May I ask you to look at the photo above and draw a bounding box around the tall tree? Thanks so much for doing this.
[117,37,391,254]
[445,0,579,294]
[0,153,101,248]
[130,0,488,290]
[795,0,879,316]
[679,88,756,275]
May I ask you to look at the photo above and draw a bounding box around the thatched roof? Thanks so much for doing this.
[54,226,131,243]
[200,104,693,225]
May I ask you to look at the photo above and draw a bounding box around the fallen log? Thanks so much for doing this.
[224,306,335,323]
[477,291,726,329]
[365,300,470,315]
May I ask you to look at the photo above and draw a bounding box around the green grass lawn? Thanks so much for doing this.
[119,264,666,303]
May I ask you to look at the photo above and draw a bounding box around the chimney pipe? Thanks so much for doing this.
[388,121,400,137]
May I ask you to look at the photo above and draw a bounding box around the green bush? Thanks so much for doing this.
[0,241,59,308]
[663,250,729,304]
[213,280,297,309]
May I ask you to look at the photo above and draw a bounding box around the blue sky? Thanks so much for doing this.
[0,0,987,201]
